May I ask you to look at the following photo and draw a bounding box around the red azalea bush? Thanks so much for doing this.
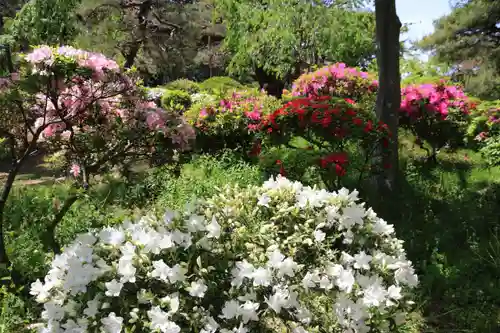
[184,89,281,154]
[400,82,473,160]
[291,63,378,103]
[256,95,391,189]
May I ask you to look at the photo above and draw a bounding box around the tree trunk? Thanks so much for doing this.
[375,0,401,193]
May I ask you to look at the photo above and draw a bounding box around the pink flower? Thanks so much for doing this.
[70,164,81,177]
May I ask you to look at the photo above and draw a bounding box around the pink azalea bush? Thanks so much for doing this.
[399,82,473,159]
[291,63,378,102]
[13,45,195,176]
[184,89,281,154]
[0,45,195,255]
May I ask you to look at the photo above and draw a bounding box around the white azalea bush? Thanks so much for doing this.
[31,176,418,333]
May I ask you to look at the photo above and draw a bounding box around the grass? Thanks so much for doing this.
[368,138,500,332]
[0,145,499,332]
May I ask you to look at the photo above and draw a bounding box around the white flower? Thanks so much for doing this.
[257,193,271,207]
[251,267,272,286]
[231,260,254,287]
[206,216,221,239]
[201,316,219,333]
[267,250,298,277]
[83,297,100,317]
[319,276,333,290]
[168,264,187,283]
[239,301,260,323]
[362,277,387,307]
[187,280,208,298]
[101,312,123,333]
[336,267,355,293]
[151,260,171,282]
[118,257,136,283]
[148,306,180,333]
[105,279,123,297]
[220,300,240,320]
[99,227,125,246]
[266,286,294,313]
[313,229,326,242]
[186,215,206,232]
[387,285,402,300]
[302,271,320,289]
[160,293,180,314]
[372,218,394,235]
[339,205,365,229]
[353,251,372,270]
[41,301,65,321]
[120,242,136,258]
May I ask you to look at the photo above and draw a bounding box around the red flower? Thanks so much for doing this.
[321,114,332,127]
[311,111,322,124]
[345,108,356,117]
[335,164,346,177]
[352,117,363,126]
[249,141,262,157]
[276,160,287,176]
[364,120,373,133]
[344,98,356,105]
[320,152,349,176]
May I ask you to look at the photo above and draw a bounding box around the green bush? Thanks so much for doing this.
[160,89,192,113]
[154,152,264,209]
[199,76,243,94]
[164,79,200,94]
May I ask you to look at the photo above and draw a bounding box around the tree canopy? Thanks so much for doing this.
[420,0,500,99]
[216,0,377,91]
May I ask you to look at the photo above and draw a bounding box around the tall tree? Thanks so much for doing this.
[76,0,207,82]
[4,0,81,50]
[217,0,377,97]
[374,0,401,192]
[420,0,500,99]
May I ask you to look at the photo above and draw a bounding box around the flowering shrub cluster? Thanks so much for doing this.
[257,96,391,188]
[399,82,472,158]
[184,90,281,153]
[466,101,500,166]
[0,45,195,177]
[32,176,418,333]
[291,63,378,102]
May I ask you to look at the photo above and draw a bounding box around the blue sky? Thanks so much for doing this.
[396,0,451,44]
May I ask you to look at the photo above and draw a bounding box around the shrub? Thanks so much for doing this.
[164,79,200,94]
[161,89,192,113]
[185,90,282,154]
[199,76,244,94]
[256,96,391,189]
[399,82,472,160]
[291,63,378,102]
[466,101,500,166]
[32,176,418,333]
[154,152,264,209]
[0,45,196,258]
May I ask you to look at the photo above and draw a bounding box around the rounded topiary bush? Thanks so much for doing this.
[161,89,192,113]
[165,79,201,94]
[31,176,418,333]
[199,76,244,94]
